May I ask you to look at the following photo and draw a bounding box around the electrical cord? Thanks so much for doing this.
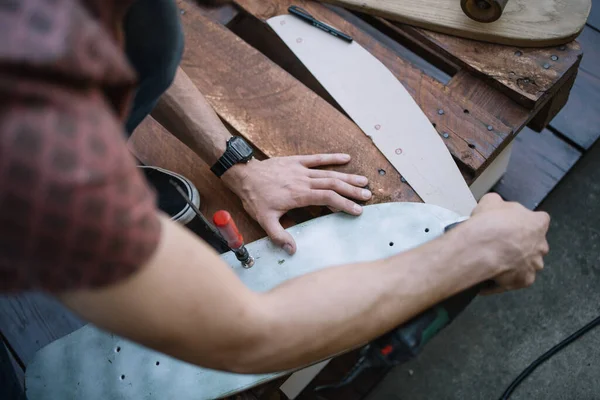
[499,314,600,400]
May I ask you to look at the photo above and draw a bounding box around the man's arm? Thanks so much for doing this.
[151,67,373,254]
[60,194,550,373]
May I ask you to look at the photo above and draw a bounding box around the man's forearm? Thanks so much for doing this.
[152,67,229,165]
[61,215,501,374]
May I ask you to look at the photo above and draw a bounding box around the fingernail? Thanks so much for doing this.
[341,154,351,161]
[362,189,372,199]
[357,176,368,185]
[283,244,293,254]
[353,204,363,214]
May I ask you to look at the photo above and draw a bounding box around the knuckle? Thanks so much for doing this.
[524,273,536,288]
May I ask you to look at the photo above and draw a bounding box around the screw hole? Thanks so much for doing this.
[156,361,160,366]
[463,109,469,114]
[468,143,476,149]
[120,375,125,380]
[425,228,430,233]
[514,50,522,56]
[389,242,394,247]
[115,347,121,353]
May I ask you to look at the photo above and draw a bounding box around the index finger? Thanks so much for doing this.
[294,153,352,168]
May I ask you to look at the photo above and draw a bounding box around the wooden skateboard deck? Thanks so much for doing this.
[317,0,591,47]
[269,14,477,216]
[26,203,463,400]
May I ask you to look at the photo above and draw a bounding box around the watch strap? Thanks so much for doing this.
[210,152,238,177]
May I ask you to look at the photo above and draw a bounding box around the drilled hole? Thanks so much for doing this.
[115,347,121,353]
[389,242,394,247]
[463,109,469,114]
[432,123,437,128]
[425,228,430,233]
[156,361,160,366]
[120,375,125,380]
[468,143,476,149]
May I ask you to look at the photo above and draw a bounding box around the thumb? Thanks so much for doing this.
[260,215,297,255]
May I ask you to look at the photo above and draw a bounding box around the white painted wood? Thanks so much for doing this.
[470,142,513,200]
[26,203,462,400]
[268,15,477,217]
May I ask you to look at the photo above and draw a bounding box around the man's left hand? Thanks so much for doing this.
[222,154,371,255]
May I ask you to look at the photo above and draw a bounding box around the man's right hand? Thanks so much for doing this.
[466,193,550,294]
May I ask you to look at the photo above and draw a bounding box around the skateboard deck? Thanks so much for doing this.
[26,203,462,400]
[318,0,591,47]
[269,14,477,216]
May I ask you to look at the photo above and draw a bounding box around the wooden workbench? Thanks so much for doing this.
[2,0,596,399]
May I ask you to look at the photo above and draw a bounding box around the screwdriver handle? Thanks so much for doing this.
[213,210,244,249]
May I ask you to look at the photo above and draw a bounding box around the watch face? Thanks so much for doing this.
[230,137,254,161]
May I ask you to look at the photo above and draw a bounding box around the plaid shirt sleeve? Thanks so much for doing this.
[0,0,161,293]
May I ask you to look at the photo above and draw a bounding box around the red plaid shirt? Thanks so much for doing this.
[0,0,161,292]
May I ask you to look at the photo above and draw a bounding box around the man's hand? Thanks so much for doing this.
[222,153,371,254]
[464,193,550,294]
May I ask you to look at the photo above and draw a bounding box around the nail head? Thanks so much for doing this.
[442,132,450,139]
[401,177,407,183]
[487,125,493,131]
[543,63,550,69]
[437,109,444,115]
[514,50,522,56]
[551,55,558,61]
[378,169,386,176]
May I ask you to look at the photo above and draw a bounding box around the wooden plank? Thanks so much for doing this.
[549,26,600,149]
[367,18,583,109]
[0,294,83,367]
[316,0,591,47]
[129,117,266,243]
[529,69,578,132]
[268,14,476,215]
[232,0,513,179]
[494,127,582,209]
[177,0,421,205]
[187,1,241,26]
[588,0,600,30]
[1,340,24,399]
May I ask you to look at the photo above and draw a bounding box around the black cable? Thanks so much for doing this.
[500,314,600,400]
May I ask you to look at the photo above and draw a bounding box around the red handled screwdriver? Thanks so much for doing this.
[213,210,255,268]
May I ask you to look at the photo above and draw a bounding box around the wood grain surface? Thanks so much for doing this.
[0,294,84,367]
[177,0,422,205]
[587,0,600,30]
[317,0,591,47]
[367,18,583,108]
[129,117,267,243]
[494,127,581,209]
[549,26,600,149]
[1,340,24,397]
[232,0,512,179]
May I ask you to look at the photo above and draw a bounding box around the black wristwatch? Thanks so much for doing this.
[211,136,254,177]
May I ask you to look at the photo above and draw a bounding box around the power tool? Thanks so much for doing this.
[315,222,494,392]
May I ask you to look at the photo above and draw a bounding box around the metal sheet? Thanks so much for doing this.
[26,203,461,400]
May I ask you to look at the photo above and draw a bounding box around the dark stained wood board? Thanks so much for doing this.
[549,26,600,150]
[326,6,452,85]
[0,294,84,367]
[587,0,600,30]
[231,0,513,179]
[494,128,582,209]
[177,0,422,204]
[1,340,24,399]
[366,18,583,109]
[129,117,266,243]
